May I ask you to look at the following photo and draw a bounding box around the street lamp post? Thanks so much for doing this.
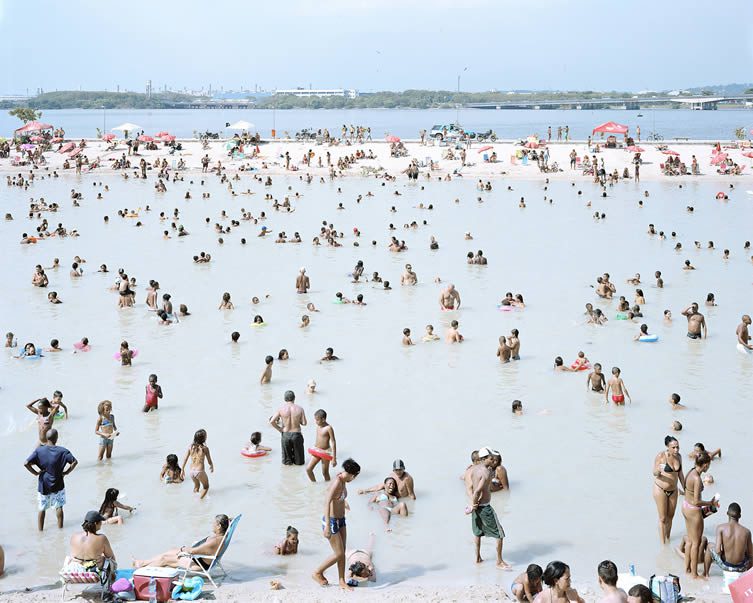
[456,67,468,126]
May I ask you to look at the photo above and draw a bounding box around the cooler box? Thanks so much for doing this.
[133,566,180,601]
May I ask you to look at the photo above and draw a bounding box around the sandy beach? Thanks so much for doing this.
[4,136,751,184]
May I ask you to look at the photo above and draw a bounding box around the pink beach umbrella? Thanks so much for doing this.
[137,135,154,142]
[477,145,494,154]
[161,135,176,142]
[626,146,645,153]
[711,153,727,166]
[742,151,753,159]
[58,142,75,154]
[662,150,680,156]
[524,141,539,149]
[385,135,400,143]
[102,133,116,141]
[155,131,170,138]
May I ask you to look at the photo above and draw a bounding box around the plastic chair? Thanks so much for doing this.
[177,514,242,588]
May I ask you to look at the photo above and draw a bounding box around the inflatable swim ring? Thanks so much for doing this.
[737,343,752,355]
[716,192,726,200]
[497,304,514,312]
[308,447,334,461]
[570,361,591,371]
[113,350,139,360]
[241,448,268,458]
[251,322,267,327]
[615,313,628,320]
[638,334,658,342]
[73,342,91,351]
[55,410,66,419]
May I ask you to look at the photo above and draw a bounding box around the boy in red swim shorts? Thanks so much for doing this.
[605,366,631,405]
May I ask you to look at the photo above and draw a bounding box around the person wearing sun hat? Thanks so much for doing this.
[469,447,510,569]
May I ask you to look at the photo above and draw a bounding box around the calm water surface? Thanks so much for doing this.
[1,170,751,594]
[1,107,751,141]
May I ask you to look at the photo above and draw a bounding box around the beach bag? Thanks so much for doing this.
[649,574,680,602]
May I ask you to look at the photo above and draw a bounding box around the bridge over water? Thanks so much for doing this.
[464,95,753,111]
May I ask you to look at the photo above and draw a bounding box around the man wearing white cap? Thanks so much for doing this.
[469,447,510,569]
[296,267,310,294]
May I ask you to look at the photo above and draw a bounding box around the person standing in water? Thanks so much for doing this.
[439,284,461,310]
[181,429,214,499]
[682,303,707,339]
[682,451,717,579]
[306,409,337,482]
[469,447,510,569]
[312,458,361,590]
[653,436,685,544]
[270,390,307,466]
[143,374,162,412]
[296,267,310,293]
[605,367,631,405]
[736,315,753,352]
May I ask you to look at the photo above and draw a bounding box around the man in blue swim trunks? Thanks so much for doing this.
[704,502,753,575]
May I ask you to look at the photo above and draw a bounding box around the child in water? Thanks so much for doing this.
[274,526,299,555]
[95,400,119,461]
[144,374,163,412]
[182,429,214,499]
[160,454,184,483]
[247,432,272,454]
[98,488,134,524]
[119,340,134,366]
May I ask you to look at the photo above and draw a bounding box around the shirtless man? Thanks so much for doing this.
[469,448,509,568]
[296,267,310,294]
[682,303,707,339]
[605,366,631,405]
[509,329,521,360]
[400,264,417,285]
[736,315,753,352]
[586,363,606,392]
[496,336,511,363]
[260,355,273,384]
[306,409,337,482]
[359,459,416,499]
[595,277,612,299]
[446,320,463,343]
[704,503,753,576]
[596,560,627,603]
[269,391,307,466]
[439,284,461,310]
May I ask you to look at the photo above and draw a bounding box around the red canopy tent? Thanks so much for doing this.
[592,121,628,135]
[15,121,53,133]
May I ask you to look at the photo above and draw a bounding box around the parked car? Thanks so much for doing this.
[429,124,464,141]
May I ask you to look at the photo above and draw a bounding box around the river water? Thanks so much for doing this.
[1,107,752,141]
[1,168,751,596]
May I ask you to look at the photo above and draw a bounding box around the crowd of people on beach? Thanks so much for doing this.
[4,119,753,601]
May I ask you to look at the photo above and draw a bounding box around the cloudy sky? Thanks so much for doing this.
[1,0,751,94]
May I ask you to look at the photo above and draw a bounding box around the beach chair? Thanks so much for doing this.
[482,153,489,162]
[177,514,242,588]
[59,568,105,601]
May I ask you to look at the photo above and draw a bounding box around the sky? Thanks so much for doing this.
[1,0,752,95]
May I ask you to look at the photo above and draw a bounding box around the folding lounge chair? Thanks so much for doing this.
[59,567,105,601]
[177,514,242,588]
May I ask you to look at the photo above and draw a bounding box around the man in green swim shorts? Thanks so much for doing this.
[469,447,510,569]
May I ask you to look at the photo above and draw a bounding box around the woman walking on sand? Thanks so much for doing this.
[313,458,360,590]
[652,435,685,544]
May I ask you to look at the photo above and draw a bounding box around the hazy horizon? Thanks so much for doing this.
[1,0,752,94]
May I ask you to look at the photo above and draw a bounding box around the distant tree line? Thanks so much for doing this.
[23,91,207,110]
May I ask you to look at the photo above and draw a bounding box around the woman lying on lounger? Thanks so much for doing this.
[133,514,229,570]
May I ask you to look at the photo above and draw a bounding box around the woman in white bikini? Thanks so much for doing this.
[181,429,214,500]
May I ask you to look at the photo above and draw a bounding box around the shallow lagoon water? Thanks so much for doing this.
[1,170,752,595]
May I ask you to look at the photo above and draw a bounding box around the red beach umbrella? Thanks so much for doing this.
[155,131,170,137]
[592,121,628,135]
[137,135,154,142]
[15,121,53,133]
[661,150,680,156]
[102,133,116,141]
[161,135,176,142]
[477,145,493,154]
[58,142,75,154]
[385,135,400,143]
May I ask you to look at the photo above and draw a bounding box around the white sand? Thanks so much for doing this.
[5,137,750,185]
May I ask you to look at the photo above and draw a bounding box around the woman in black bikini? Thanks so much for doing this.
[652,435,686,544]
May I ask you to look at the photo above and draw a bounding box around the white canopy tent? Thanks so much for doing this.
[227,120,254,130]
[112,123,141,132]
